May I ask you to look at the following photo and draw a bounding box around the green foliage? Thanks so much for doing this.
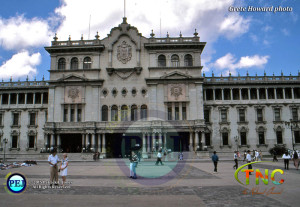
[269,145,288,156]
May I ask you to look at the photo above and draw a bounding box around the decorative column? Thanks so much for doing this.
[179,103,183,120]
[98,134,101,152]
[50,134,55,148]
[158,133,162,149]
[142,133,147,153]
[102,133,106,154]
[221,88,224,100]
[195,131,199,151]
[85,134,89,150]
[147,134,151,152]
[25,93,27,104]
[230,88,233,100]
[164,132,167,149]
[239,88,242,100]
[44,134,48,149]
[152,132,156,152]
[189,132,193,152]
[201,131,205,151]
[92,133,96,151]
[82,134,85,151]
[57,134,61,152]
[41,93,44,105]
[292,88,295,99]
[266,88,268,100]
[16,94,19,104]
[172,102,175,120]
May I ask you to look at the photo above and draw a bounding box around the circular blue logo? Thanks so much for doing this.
[6,173,27,194]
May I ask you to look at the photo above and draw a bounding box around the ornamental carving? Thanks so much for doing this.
[170,85,183,100]
[68,87,79,102]
[117,41,132,64]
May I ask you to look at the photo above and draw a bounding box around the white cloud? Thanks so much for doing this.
[262,25,272,32]
[250,33,258,42]
[219,14,251,39]
[0,51,41,80]
[281,28,290,36]
[0,15,52,50]
[213,53,269,75]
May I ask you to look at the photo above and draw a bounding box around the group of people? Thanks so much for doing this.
[48,149,69,186]
[282,150,299,170]
[242,150,263,162]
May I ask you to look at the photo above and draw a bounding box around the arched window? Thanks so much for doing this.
[184,54,193,66]
[111,105,118,121]
[171,54,179,67]
[140,105,147,120]
[121,105,128,121]
[258,127,265,145]
[101,105,108,121]
[221,127,229,146]
[131,105,137,121]
[58,58,66,70]
[158,55,166,67]
[71,57,79,70]
[83,57,92,69]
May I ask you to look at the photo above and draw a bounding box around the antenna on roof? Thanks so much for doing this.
[124,0,126,17]
[88,15,91,39]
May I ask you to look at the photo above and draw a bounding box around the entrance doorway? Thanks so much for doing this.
[60,134,82,153]
[168,132,189,152]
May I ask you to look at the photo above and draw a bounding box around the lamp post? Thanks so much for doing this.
[284,119,299,151]
[3,138,8,164]
[234,136,239,152]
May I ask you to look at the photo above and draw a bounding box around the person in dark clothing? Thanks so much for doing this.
[273,150,278,162]
[233,151,238,170]
[211,151,219,173]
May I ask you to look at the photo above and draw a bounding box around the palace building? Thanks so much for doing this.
[0,18,300,158]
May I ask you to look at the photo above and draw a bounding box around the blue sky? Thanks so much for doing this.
[0,0,299,81]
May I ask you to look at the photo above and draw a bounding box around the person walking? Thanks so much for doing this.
[282,151,291,170]
[258,150,263,161]
[155,150,164,165]
[60,153,69,187]
[246,150,253,175]
[243,150,247,162]
[273,150,278,162]
[255,150,259,161]
[292,151,299,170]
[131,152,138,179]
[211,151,219,173]
[233,151,238,170]
[48,149,60,186]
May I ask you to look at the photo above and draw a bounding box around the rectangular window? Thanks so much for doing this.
[294,88,300,99]
[224,89,231,100]
[221,109,227,122]
[175,103,179,120]
[204,109,210,123]
[250,88,257,100]
[232,89,240,100]
[258,132,265,145]
[10,94,17,104]
[63,106,68,122]
[13,113,19,126]
[182,103,186,120]
[285,88,292,99]
[70,105,75,122]
[2,94,9,104]
[43,92,48,104]
[205,133,211,146]
[215,89,222,100]
[222,132,228,145]
[292,108,298,121]
[259,88,266,99]
[276,131,283,144]
[241,88,249,100]
[276,88,283,99]
[257,109,263,122]
[206,89,213,100]
[18,93,25,104]
[268,88,275,99]
[12,136,18,148]
[35,93,42,104]
[29,136,35,148]
[274,108,281,121]
[77,105,82,122]
[239,109,246,122]
[45,111,48,122]
[29,113,36,126]
[294,131,300,143]
[240,132,247,145]
[168,103,172,120]
[27,93,33,104]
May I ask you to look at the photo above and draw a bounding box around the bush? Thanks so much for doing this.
[268,145,288,156]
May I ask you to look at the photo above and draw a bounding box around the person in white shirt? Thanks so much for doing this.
[155,150,164,165]
[282,151,291,170]
[246,150,253,175]
[255,150,259,161]
[48,149,60,186]
[60,153,69,186]
[233,151,238,170]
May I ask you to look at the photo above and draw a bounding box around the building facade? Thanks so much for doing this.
[1,18,300,157]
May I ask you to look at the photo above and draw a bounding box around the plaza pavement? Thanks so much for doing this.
[0,158,299,207]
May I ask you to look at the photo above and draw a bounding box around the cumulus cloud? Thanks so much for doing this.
[213,53,269,75]
[219,14,251,39]
[0,15,52,50]
[0,51,41,80]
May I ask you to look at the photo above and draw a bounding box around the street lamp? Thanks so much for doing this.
[284,119,299,151]
[234,136,239,151]
[3,138,8,164]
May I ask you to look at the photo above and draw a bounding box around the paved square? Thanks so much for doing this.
[0,160,299,207]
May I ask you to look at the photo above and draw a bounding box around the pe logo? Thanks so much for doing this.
[4,172,27,194]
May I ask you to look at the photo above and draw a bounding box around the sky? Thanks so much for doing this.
[0,0,299,81]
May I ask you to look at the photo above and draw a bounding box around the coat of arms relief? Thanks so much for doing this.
[65,86,82,103]
[117,41,132,64]
[168,84,186,101]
